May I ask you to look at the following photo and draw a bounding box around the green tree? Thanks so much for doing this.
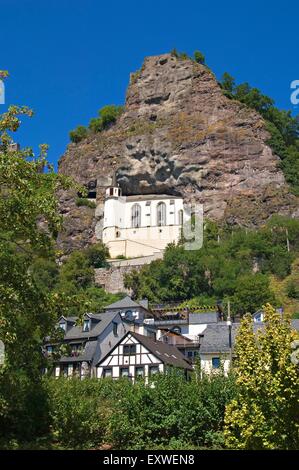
[89,117,103,133]
[85,242,109,268]
[194,50,205,65]
[69,125,88,143]
[220,72,235,93]
[99,105,123,127]
[224,304,299,449]
[233,273,275,314]
[0,81,72,439]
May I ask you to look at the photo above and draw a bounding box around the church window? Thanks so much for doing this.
[131,204,141,228]
[157,202,166,226]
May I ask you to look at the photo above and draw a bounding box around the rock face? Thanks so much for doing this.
[58,53,298,253]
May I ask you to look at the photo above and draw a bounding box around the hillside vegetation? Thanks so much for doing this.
[125,216,299,316]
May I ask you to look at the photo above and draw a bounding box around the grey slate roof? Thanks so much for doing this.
[61,311,119,340]
[104,296,144,311]
[130,332,193,370]
[189,312,218,324]
[126,194,181,202]
[200,320,299,354]
[59,340,98,363]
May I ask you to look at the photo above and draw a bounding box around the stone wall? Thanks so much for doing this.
[94,253,163,294]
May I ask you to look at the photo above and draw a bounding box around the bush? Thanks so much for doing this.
[89,105,123,134]
[194,50,205,64]
[100,105,123,127]
[69,125,88,143]
[85,243,109,268]
[286,280,299,299]
[47,378,113,448]
[108,370,236,449]
[75,197,96,209]
[44,371,236,450]
[89,117,103,133]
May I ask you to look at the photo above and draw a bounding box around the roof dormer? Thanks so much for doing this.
[57,316,76,333]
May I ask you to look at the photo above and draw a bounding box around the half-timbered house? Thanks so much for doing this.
[96,331,193,381]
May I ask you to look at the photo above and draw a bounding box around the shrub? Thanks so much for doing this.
[69,125,88,143]
[89,105,123,134]
[47,378,112,448]
[194,50,205,64]
[108,370,236,449]
[100,105,123,127]
[75,197,96,209]
[170,48,178,58]
[85,243,109,268]
[286,280,299,299]
[89,117,103,133]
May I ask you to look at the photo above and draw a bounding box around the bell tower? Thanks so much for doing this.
[105,172,122,198]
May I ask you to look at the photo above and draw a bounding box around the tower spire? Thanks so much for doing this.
[111,171,118,187]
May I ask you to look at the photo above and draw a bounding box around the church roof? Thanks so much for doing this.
[125,194,181,202]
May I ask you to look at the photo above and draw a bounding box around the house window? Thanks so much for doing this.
[131,203,141,228]
[120,367,130,378]
[135,366,144,378]
[157,202,166,226]
[61,365,69,377]
[46,345,53,355]
[123,344,136,355]
[178,209,183,225]
[113,322,118,336]
[187,351,193,358]
[83,319,90,332]
[149,365,159,376]
[103,368,113,378]
[124,310,133,321]
[109,188,113,196]
[212,357,220,369]
[172,326,181,334]
[59,322,66,332]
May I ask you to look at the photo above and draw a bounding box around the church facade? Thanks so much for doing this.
[102,183,190,258]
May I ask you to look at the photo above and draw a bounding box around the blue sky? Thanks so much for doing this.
[0,0,298,169]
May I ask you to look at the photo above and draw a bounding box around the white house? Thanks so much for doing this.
[145,311,219,342]
[101,182,191,258]
[45,311,127,379]
[96,331,193,382]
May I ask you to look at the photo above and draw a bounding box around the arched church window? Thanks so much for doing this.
[178,209,183,225]
[157,202,166,226]
[131,204,141,228]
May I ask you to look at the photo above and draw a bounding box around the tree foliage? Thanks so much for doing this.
[45,370,236,450]
[69,104,123,142]
[125,217,299,313]
[0,90,73,439]
[220,74,299,194]
[194,50,205,64]
[224,304,299,449]
[69,125,88,143]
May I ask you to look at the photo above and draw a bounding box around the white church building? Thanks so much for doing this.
[102,183,190,258]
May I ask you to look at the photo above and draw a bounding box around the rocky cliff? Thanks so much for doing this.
[57,53,298,253]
